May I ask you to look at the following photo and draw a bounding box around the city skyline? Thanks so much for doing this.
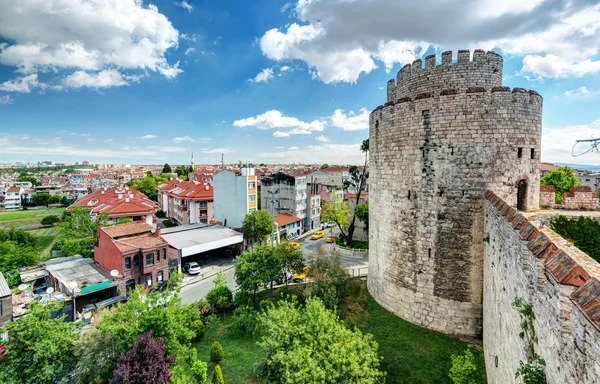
[0,0,599,165]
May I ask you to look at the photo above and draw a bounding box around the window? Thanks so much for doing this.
[249,208,256,213]
[146,274,153,287]
[162,248,166,260]
[249,195,256,202]
[200,218,208,224]
[199,201,208,208]
[124,257,131,271]
[146,253,154,267]
[517,147,523,158]
[157,270,164,282]
[530,148,535,159]
[156,250,160,263]
[248,182,256,189]
[133,255,140,268]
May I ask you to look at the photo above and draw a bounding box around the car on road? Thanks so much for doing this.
[293,267,308,281]
[326,235,339,243]
[311,231,324,240]
[287,241,300,250]
[183,262,202,275]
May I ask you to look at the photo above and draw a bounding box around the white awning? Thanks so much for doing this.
[161,224,243,257]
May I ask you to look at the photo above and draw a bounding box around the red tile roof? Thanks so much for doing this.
[344,193,368,201]
[101,222,154,238]
[68,187,158,218]
[274,212,302,226]
[158,179,213,200]
[112,234,168,253]
[7,187,21,193]
[540,163,558,172]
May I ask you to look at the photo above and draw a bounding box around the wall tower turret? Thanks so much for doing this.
[368,50,542,337]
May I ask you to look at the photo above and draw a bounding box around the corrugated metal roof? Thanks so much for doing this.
[0,272,11,297]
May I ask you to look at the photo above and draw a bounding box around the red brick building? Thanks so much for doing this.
[94,222,177,293]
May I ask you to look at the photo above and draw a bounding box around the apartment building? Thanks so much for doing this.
[261,171,308,229]
[157,179,214,225]
[213,167,258,229]
[306,194,321,230]
[3,187,23,210]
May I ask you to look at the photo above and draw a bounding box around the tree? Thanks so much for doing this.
[0,228,39,286]
[32,192,51,207]
[320,163,329,169]
[175,166,189,178]
[300,251,351,312]
[16,175,41,186]
[212,365,224,384]
[541,166,580,203]
[321,194,350,239]
[146,170,153,177]
[256,296,385,383]
[53,207,101,258]
[41,215,60,226]
[342,139,369,246]
[128,175,167,201]
[206,274,233,312]
[117,215,133,225]
[191,319,206,341]
[234,245,284,301]
[60,195,72,206]
[277,242,304,287]
[49,194,61,205]
[242,210,272,245]
[162,163,172,173]
[210,342,224,364]
[355,202,369,233]
[449,349,479,384]
[191,360,208,383]
[0,301,83,384]
[110,331,174,384]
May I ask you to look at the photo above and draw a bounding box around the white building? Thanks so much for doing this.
[213,167,258,229]
[3,187,23,210]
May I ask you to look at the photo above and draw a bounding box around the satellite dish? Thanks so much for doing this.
[18,284,28,291]
[151,227,156,234]
[46,287,54,294]
[110,269,119,277]
[69,281,78,289]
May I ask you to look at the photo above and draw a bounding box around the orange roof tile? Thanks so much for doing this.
[274,212,302,226]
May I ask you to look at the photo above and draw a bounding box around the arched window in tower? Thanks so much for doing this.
[517,180,527,210]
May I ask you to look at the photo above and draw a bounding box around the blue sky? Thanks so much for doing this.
[1,0,599,165]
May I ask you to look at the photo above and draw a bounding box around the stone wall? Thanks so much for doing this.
[561,186,599,210]
[540,185,556,207]
[483,190,600,384]
[368,49,542,337]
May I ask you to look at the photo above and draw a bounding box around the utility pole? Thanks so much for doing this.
[267,188,278,246]
[221,153,224,170]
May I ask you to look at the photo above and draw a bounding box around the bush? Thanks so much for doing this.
[40,215,60,226]
[191,360,208,383]
[516,353,546,384]
[210,342,224,365]
[233,290,252,307]
[156,211,166,218]
[232,306,256,336]
[212,364,224,384]
[449,349,478,384]
[195,299,212,319]
[191,320,206,341]
[550,215,600,263]
[206,285,233,311]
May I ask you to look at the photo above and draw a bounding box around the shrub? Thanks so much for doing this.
[449,349,478,384]
[195,299,212,318]
[210,342,224,365]
[206,285,233,311]
[516,353,546,384]
[41,215,60,226]
[232,306,256,336]
[191,320,206,341]
[191,360,208,383]
[233,290,252,307]
[211,364,224,384]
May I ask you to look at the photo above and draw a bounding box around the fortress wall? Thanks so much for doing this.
[484,190,600,384]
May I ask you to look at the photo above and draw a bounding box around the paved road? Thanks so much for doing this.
[179,267,236,304]
[298,231,369,268]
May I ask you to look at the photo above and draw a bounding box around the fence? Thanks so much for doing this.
[345,267,369,278]
[333,243,369,258]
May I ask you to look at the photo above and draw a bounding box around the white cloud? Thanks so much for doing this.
[542,120,600,164]
[185,47,196,55]
[0,95,13,104]
[250,67,274,83]
[0,74,42,93]
[330,108,370,131]
[315,135,330,142]
[258,1,600,82]
[140,134,157,139]
[233,110,326,134]
[0,0,182,89]
[202,147,233,154]
[273,131,290,138]
[280,66,291,72]
[289,146,299,150]
[64,70,130,89]
[173,135,196,143]
[259,143,363,164]
[564,86,595,97]
[20,135,30,140]
[177,1,194,13]
[147,145,188,153]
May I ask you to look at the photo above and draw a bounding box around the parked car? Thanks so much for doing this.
[311,231,324,240]
[326,235,339,243]
[183,262,202,275]
[293,267,308,282]
[287,241,301,250]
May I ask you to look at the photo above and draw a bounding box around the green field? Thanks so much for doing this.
[194,283,486,384]
[0,208,65,224]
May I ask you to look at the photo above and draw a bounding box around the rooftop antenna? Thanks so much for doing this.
[572,136,600,157]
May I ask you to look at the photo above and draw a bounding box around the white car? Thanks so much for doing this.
[183,262,201,275]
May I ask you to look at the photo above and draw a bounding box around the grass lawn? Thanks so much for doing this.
[195,314,263,384]
[0,207,65,224]
[336,238,369,250]
[351,285,487,384]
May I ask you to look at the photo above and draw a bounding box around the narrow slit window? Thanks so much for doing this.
[408,190,411,200]
[517,147,523,158]
[428,248,431,259]
[530,148,535,159]
[450,146,454,155]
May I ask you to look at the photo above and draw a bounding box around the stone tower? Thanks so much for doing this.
[368,50,542,337]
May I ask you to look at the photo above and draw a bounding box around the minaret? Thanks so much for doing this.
[190,151,195,170]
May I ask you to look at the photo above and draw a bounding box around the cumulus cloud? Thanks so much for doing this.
[64,70,132,89]
[140,134,157,139]
[564,86,595,97]
[259,143,363,164]
[315,135,330,142]
[0,95,12,104]
[0,74,42,93]
[0,0,182,90]
[542,120,600,164]
[258,0,600,82]
[173,135,212,143]
[233,110,326,133]
[250,67,275,83]
[330,108,370,131]
[289,146,299,150]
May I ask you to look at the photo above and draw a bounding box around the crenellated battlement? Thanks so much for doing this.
[388,49,504,102]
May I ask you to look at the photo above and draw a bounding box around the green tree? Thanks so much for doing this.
[277,242,304,287]
[146,170,153,177]
[49,194,61,205]
[321,194,350,239]
[16,175,41,186]
[175,166,189,178]
[210,342,224,364]
[53,207,100,258]
[449,349,479,384]
[41,215,60,226]
[0,231,39,286]
[206,285,233,312]
[191,360,208,383]
[212,364,224,384]
[234,245,286,300]
[162,163,172,173]
[128,176,160,201]
[300,251,351,312]
[191,319,206,341]
[342,139,369,246]
[0,301,83,384]
[60,195,72,206]
[242,210,272,245]
[320,163,329,169]
[550,215,600,263]
[32,192,51,207]
[355,202,369,233]
[117,215,133,224]
[256,296,385,383]
[540,166,580,203]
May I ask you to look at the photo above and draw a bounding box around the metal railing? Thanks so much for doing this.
[345,266,369,278]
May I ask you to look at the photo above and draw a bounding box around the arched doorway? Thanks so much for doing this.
[517,180,527,211]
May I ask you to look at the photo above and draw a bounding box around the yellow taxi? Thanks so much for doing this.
[311,231,324,240]
[293,267,308,281]
[325,235,339,243]
[287,241,300,250]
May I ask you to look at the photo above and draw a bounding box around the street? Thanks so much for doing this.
[178,230,368,304]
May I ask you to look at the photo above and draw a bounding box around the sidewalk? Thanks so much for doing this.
[180,260,235,288]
